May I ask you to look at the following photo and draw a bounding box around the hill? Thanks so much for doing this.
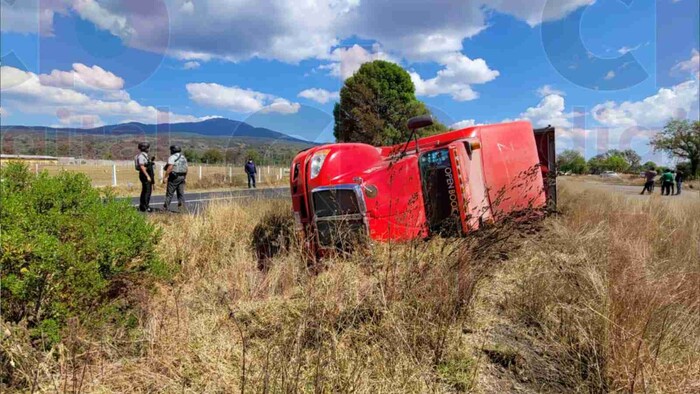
[0,118,316,164]
[0,117,311,144]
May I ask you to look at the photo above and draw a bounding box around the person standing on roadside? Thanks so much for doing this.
[660,168,674,196]
[245,158,257,189]
[675,170,684,195]
[640,168,657,195]
[163,145,188,211]
[135,142,153,212]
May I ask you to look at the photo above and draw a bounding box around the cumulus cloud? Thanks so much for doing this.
[6,1,593,66]
[71,0,135,41]
[320,44,395,80]
[672,49,700,79]
[488,0,596,27]
[39,63,125,90]
[592,79,700,127]
[186,83,300,114]
[537,85,565,97]
[1,65,210,125]
[410,53,500,101]
[519,93,574,128]
[604,70,616,80]
[298,88,340,104]
[451,119,477,129]
[0,107,8,117]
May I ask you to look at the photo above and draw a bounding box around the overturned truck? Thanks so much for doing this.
[289,117,555,257]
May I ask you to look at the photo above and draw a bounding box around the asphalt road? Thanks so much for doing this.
[128,187,289,213]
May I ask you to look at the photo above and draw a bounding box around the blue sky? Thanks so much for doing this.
[1,0,698,162]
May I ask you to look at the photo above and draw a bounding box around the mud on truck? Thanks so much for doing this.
[289,116,556,258]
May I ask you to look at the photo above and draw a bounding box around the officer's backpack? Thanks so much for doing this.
[172,154,188,174]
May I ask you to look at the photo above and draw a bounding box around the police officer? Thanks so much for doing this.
[135,142,153,212]
[163,145,188,211]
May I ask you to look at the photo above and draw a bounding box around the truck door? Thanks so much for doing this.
[418,148,461,236]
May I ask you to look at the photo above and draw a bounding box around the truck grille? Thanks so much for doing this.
[313,189,361,217]
[316,217,367,248]
[312,186,367,249]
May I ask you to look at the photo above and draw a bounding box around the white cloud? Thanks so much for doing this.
[592,79,700,127]
[488,0,596,27]
[537,85,565,97]
[617,44,642,55]
[519,93,573,128]
[451,119,477,129]
[180,1,194,14]
[183,61,201,70]
[672,49,700,79]
[320,44,395,80]
[39,63,125,90]
[186,83,300,114]
[0,107,8,117]
[298,88,339,104]
[260,98,301,114]
[604,70,616,80]
[7,1,592,66]
[1,66,91,106]
[71,0,135,41]
[410,53,500,101]
[0,0,65,36]
[1,65,211,125]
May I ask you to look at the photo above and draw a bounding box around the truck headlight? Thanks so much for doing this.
[309,149,330,179]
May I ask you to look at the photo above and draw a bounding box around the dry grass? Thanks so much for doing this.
[2,180,698,393]
[478,180,700,393]
[29,163,288,193]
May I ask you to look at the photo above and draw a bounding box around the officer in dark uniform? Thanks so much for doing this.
[163,145,188,211]
[134,142,153,212]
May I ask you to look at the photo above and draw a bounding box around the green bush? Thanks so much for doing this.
[0,162,164,344]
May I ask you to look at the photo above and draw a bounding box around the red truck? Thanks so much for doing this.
[289,117,555,255]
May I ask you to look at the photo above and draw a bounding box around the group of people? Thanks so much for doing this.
[641,168,685,196]
[135,142,261,212]
[135,142,189,212]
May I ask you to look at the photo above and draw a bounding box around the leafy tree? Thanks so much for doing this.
[333,60,446,146]
[642,161,658,171]
[603,155,630,173]
[587,151,630,173]
[183,149,201,163]
[245,148,262,164]
[651,119,700,177]
[557,150,588,174]
[608,149,641,171]
[201,148,224,164]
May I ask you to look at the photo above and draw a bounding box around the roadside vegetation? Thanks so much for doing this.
[2,166,697,392]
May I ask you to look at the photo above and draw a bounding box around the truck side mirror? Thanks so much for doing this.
[407,115,434,130]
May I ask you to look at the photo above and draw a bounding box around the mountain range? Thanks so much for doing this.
[0,117,312,144]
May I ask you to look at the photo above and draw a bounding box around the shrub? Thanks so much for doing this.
[0,162,163,344]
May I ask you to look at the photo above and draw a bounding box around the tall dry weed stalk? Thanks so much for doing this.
[507,182,699,392]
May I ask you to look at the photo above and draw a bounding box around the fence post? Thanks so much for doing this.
[112,164,117,186]
[159,164,164,182]
[35,163,39,176]
[199,166,202,180]
[228,167,232,181]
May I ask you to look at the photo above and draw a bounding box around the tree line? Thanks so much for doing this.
[557,120,699,178]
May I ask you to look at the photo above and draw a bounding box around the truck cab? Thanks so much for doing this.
[290,118,555,256]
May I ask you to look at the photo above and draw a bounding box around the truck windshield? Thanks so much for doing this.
[419,149,461,236]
